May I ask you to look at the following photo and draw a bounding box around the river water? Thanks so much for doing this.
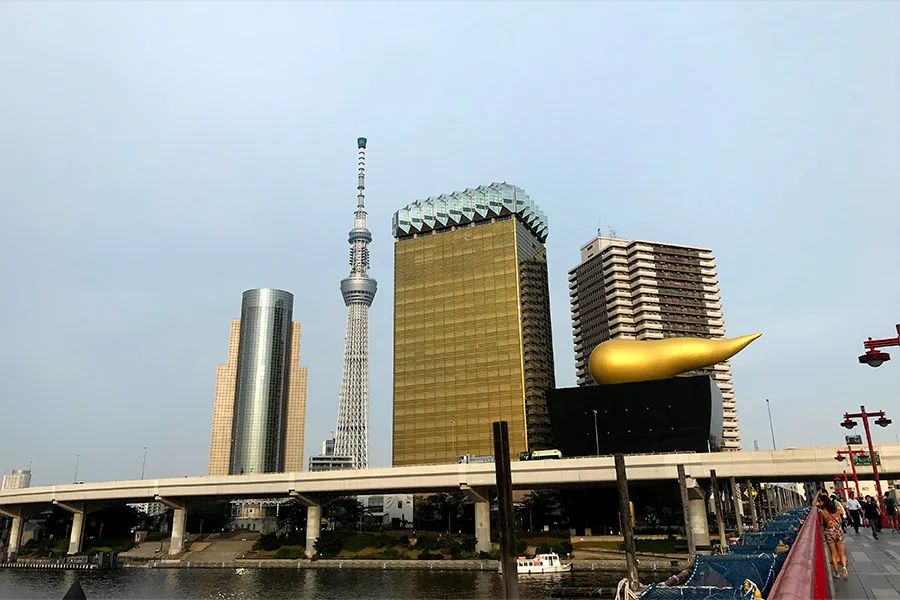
[0,568,651,599]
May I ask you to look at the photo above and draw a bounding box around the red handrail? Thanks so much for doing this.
[769,507,830,599]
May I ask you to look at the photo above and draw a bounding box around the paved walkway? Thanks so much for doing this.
[834,528,900,599]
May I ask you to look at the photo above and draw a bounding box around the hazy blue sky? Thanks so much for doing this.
[2,2,899,486]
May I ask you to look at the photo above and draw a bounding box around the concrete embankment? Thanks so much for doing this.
[124,558,689,572]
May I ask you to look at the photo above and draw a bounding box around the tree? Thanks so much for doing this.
[325,497,366,531]
[517,490,563,532]
[277,499,307,534]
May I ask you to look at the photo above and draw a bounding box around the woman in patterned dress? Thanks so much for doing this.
[818,494,848,580]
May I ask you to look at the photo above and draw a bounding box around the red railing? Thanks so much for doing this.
[769,507,830,599]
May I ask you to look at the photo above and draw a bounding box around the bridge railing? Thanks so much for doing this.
[768,506,830,600]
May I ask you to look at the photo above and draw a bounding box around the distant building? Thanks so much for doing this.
[207,289,309,475]
[358,494,414,529]
[308,438,355,472]
[1,469,31,491]
[568,236,740,449]
[127,502,166,517]
[391,183,555,465]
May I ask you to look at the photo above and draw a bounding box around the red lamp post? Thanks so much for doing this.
[841,406,893,527]
[832,472,850,500]
[834,447,865,498]
[858,324,900,367]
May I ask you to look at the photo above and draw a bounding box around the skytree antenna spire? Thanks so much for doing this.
[334,137,376,469]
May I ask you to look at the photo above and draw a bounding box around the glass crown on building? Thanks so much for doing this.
[392,182,548,242]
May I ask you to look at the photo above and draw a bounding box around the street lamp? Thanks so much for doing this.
[833,447,864,498]
[592,410,600,456]
[840,405,893,527]
[141,446,149,480]
[766,399,777,450]
[858,324,900,367]
[73,454,80,484]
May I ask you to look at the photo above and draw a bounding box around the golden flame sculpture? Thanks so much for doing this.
[588,333,762,385]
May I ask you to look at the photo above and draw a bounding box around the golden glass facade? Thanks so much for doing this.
[392,217,555,466]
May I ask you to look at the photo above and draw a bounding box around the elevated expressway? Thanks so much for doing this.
[2,445,897,559]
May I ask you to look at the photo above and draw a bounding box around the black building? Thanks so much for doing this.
[546,375,724,456]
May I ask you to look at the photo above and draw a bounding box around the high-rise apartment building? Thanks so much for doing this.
[392,183,555,466]
[1,469,31,491]
[207,289,308,475]
[568,236,740,449]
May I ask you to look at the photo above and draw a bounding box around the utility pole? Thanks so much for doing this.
[73,454,80,484]
[709,470,727,552]
[592,410,600,456]
[766,399,777,450]
[676,464,696,556]
[615,454,639,590]
[493,421,519,600]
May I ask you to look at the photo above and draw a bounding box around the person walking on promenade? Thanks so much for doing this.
[863,495,882,540]
[886,495,898,533]
[845,492,862,534]
[818,494,848,580]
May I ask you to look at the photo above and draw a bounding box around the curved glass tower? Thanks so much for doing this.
[230,288,295,474]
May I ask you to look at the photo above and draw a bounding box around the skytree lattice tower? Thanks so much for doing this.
[333,137,376,469]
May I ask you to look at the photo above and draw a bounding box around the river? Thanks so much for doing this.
[0,568,659,599]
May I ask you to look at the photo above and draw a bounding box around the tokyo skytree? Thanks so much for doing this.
[333,137,376,469]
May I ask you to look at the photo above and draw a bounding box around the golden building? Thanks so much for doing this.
[208,316,308,476]
[392,183,555,466]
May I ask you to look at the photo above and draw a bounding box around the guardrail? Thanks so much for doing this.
[768,506,830,600]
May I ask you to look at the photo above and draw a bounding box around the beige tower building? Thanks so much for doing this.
[208,319,308,475]
[568,236,740,449]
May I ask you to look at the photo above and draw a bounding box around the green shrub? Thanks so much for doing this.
[536,543,551,554]
[381,547,400,559]
[488,549,501,560]
[146,532,165,542]
[254,532,281,551]
[516,540,527,554]
[342,534,373,553]
[477,551,492,559]
[275,546,303,559]
[314,531,345,559]
[552,541,573,556]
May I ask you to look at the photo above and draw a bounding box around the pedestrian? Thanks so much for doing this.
[832,495,847,530]
[818,494,848,580]
[886,495,898,533]
[845,492,862,534]
[863,495,881,540]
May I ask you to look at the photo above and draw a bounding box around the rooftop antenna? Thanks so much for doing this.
[608,226,618,239]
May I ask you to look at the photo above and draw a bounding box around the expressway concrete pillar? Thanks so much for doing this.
[53,501,88,555]
[0,507,25,559]
[288,491,324,559]
[305,504,321,558]
[155,496,187,556]
[69,511,86,555]
[461,485,491,554]
[686,483,710,547]
[170,507,187,555]
[474,499,491,553]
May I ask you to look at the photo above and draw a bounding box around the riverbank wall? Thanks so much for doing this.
[123,558,689,573]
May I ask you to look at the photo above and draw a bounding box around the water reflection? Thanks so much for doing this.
[0,567,648,599]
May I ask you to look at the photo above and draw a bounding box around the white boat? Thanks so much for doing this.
[516,552,573,574]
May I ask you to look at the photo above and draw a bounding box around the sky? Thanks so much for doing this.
[1,2,899,486]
